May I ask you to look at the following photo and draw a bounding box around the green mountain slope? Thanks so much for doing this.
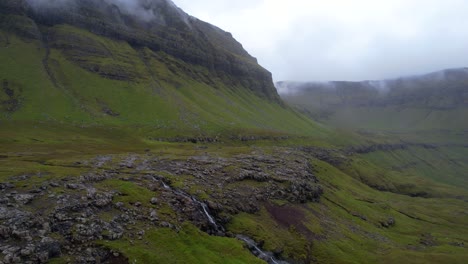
[0,0,321,137]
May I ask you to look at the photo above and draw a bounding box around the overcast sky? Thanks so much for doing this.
[174,0,468,82]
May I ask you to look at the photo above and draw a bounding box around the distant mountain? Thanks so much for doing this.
[278,68,468,131]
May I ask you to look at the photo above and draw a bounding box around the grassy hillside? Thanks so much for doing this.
[0,26,322,137]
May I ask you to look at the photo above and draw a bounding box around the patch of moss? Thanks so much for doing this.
[102,223,264,264]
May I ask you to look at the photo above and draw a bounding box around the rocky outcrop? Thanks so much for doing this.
[0,148,322,263]
[1,79,22,113]
[156,151,323,214]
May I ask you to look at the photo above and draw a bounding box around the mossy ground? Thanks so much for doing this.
[101,224,264,264]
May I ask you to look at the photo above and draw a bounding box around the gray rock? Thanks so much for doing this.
[380,217,396,228]
[2,246,20,256]
[49,182,60,188]
[3,254,16,264]
[107,230,123,240]
[0,183,14,190]
[86,187,97,199]
[12,230,30,240]
[95,195,113,208]
[13,194,35,204]
[42,223,51,233]
[65,184,82,190]
[20,247,33,257]
[149,210,158,221]
[160,222,172,228]
[36,251,49,263]
[0,225,12,238]
[38,237,61,258]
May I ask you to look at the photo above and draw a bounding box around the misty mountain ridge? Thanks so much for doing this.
[27,0,190,24]
[278,68,468,131]
[278,67,468,95]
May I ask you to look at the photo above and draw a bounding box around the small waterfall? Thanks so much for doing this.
[153,177,222,231]
[200,202,216,225]
[161,180,171,190]
[152,177,287,263]
[236,235,287,264]
[151,176,171,190]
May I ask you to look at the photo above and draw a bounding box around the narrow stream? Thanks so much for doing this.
[200,202,216,226]
[154,177,222,232]
[153,177,288,264]
[236,235,285,264]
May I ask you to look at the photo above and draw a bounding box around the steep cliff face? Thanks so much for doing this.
[0,0,314,135]
[0,0,279,102]
[279,68,468,131]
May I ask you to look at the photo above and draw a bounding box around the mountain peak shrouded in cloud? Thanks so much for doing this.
[26,0,190,24]
[1,0,280,101]
[276,67,468,96]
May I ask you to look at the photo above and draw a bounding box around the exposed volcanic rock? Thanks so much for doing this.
[0,148,322,263]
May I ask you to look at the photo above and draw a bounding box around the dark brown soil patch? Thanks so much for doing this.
[265,203,314,239]
[103,254,129,264]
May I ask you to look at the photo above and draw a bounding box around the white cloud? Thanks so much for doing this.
[174,0,468,81]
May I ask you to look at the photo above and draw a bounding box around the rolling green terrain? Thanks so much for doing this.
[0,0,467,264]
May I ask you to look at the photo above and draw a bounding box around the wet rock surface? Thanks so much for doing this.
[0,148,322,263]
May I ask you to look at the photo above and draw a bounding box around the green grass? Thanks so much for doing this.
[228,208,311,261]
[320,106,468,132]
[359,146,468,189]
[102,223,264,264]
[97,179,155,207]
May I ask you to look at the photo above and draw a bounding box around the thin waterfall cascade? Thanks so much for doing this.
[200,202,216,225]
[236,235,289,264]
[155,178,223,232]
[152,177,288,263]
